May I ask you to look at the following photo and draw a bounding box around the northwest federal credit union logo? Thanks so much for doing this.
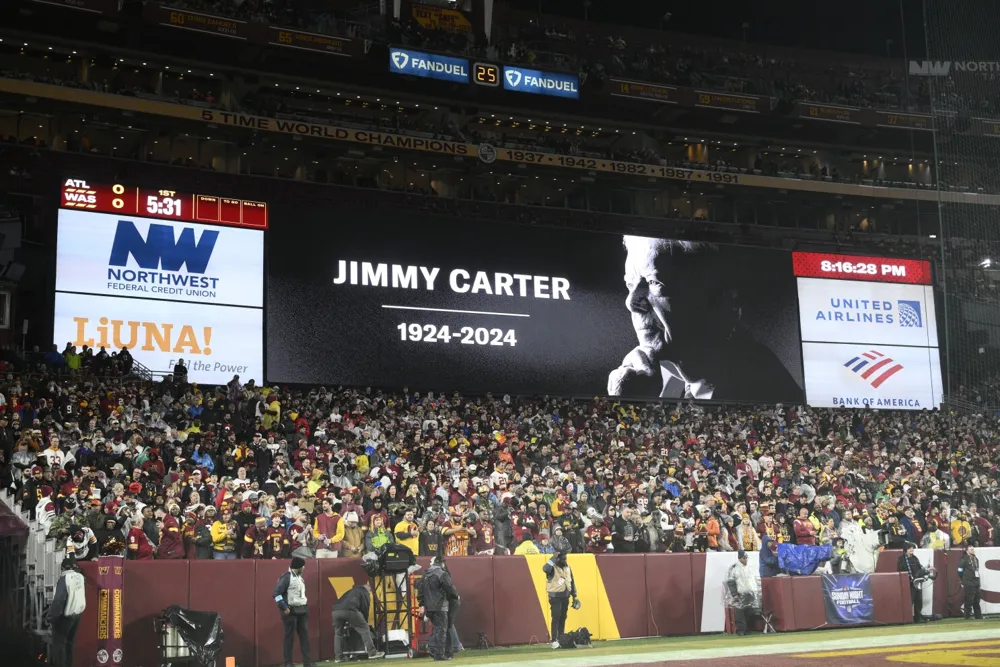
[107,220,220,296]
[814,297,923,328]
[843,350,903,389]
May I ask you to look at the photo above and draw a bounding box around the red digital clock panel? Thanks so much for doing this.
[792,251,931,285]
[60,178,268,229]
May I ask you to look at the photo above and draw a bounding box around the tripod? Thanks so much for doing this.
[476,632,493,651]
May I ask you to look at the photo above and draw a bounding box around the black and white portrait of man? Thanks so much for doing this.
[607,236,802,402]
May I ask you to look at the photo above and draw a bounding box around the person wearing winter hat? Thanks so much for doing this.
[274,557,314,667]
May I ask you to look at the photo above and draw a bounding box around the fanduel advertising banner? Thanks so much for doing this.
[502,66,579,99]
[54,292,263,384]
[56,209,263,307]
[797,278,938,347]
[802,342,943,409]
[388,48,469,83]
[266,208,804,400]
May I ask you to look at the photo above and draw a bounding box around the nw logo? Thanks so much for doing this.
[109,221,218,274]
[908,60,951,76]
[505,70,522,87]
[391,51,409,69]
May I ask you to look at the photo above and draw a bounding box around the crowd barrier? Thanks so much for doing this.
[66,547,1000,667]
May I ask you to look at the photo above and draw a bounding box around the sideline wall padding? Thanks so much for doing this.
[70,553,943,666]
[596,553,647,638]
[644,553,696,636]
[189,560,256,667]
[761,577,794,631]
[123,560,189,667]
[492,556,547,646]
[790,575,825,630]
[445,556,496,647]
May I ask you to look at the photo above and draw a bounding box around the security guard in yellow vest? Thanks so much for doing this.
[542,551,579,648]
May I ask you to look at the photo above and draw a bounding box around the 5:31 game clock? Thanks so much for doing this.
[473,62,500,87]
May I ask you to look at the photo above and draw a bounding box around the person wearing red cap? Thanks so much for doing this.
[157,503,185,559]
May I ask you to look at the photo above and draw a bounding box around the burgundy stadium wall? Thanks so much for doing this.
[66,549,972,667]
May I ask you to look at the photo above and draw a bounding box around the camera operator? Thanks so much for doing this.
[542,551,579,649]
[417,556,459,661]
[957,545,982,620]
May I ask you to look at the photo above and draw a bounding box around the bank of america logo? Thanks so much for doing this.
[898,300,923,327]
[844,350,904,389]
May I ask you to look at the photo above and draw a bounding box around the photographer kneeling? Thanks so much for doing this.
[331,581,384,663]
[542,551,579,649]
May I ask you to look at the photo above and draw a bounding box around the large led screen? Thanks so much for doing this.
[54,292,264,384]
[802,342,943,409]
[267,210,805,401]
[54,207,264,384]
[797,277,938,347]
[56,210,264,307]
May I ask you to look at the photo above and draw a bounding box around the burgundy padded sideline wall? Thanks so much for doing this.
[445,556,497,647]
[596,553,648,638]
[644,553,696,636]
[123,560,189,667]
[189,560,256,667]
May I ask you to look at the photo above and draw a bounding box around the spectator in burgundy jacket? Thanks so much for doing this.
[793,507,817,545]
[313,498,344,558]
[157,503,185,559]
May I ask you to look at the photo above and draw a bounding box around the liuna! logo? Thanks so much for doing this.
[109,220,218,273]
[843,350,903,389]
[391,51,409,69]
[505,70,522,87]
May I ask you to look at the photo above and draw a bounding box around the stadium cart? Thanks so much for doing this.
[155,606,224,667]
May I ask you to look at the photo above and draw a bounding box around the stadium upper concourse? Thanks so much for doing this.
[2,1,1000,667]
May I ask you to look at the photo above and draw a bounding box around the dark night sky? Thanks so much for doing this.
[506,0,929,58]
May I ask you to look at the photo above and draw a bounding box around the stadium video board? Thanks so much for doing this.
[793,252,941,409]
[54,179,266,384]
[266,209,805,401]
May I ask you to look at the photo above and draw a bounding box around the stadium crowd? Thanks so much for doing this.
[1,349,997,570]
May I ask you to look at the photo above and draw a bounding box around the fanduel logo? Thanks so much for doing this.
[391,51,409,69]
[505,70,522,87]
[107,221,220,293]
[843,349,903,389]
[909,60,1000,76]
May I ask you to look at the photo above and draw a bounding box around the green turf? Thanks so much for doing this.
[315,618,997,666]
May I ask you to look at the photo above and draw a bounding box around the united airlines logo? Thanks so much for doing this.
[505,70,522,87]
[106,220,220,297]
[898,300,922,327]
[843,350,904,389]
[814,297,923,328]
[391,51,409,70]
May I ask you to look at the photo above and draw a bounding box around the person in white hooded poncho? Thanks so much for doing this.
[725,551,761,635]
